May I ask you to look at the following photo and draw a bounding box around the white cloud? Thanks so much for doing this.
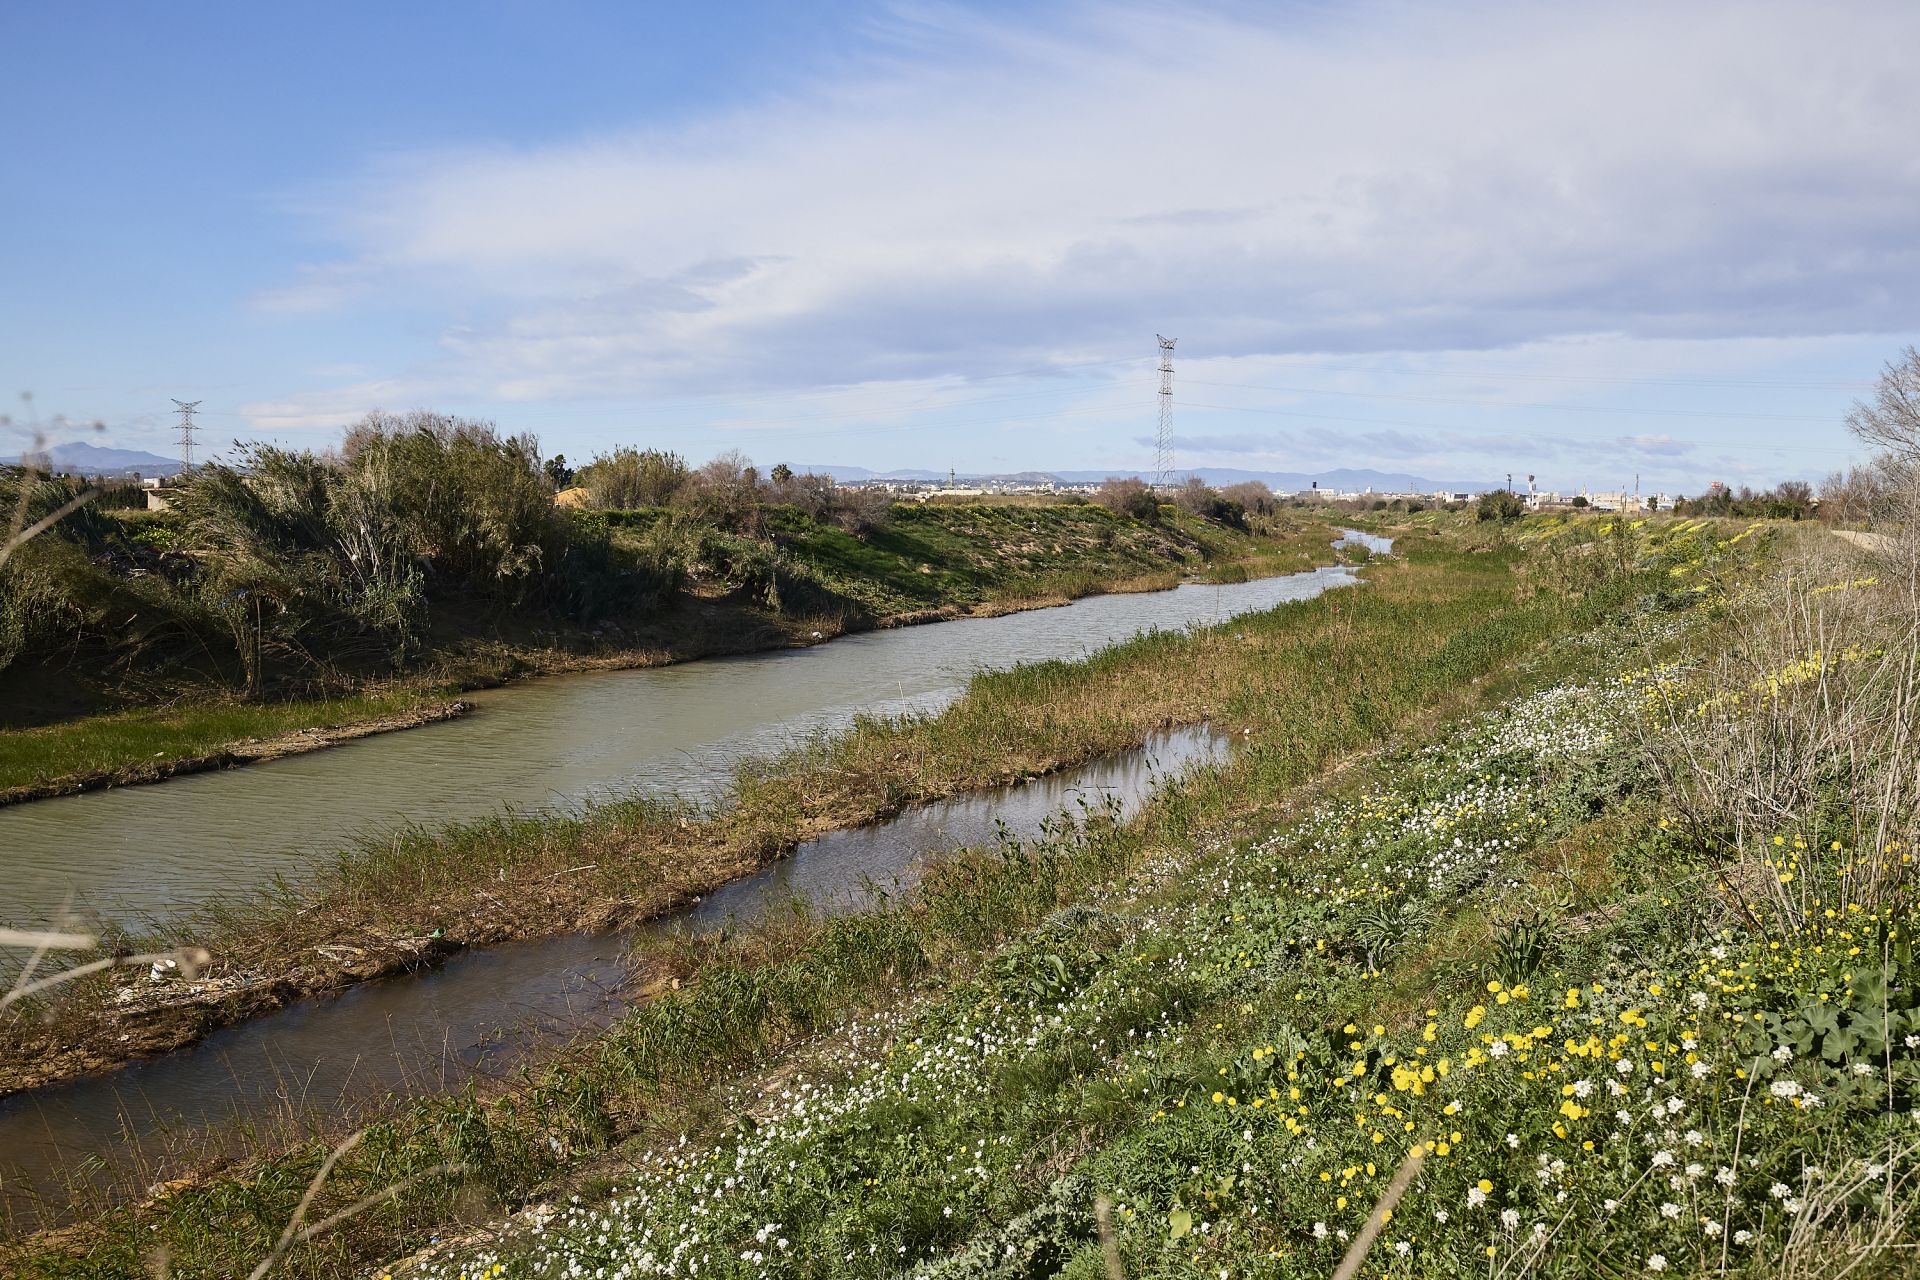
[239,377,429,431]
[253,0,1920,474]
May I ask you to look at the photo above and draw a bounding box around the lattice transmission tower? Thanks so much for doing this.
[1154,335,1177,492]
[171,399,201,474]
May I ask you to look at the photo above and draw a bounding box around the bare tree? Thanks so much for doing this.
[1843,347,1920,606]
[1846,345,1920,464]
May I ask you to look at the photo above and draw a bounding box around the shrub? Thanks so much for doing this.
[770,471,894,537]
[1093,477,1159,521]
[1171,477,1246,527]
[578,447,688,509]
[675,450,765,532]
[1476,489,1525,521]
[1219,480,1278,517]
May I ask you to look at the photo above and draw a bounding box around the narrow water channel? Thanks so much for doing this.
[0,532,1389,927]
[0,725,1228,1228]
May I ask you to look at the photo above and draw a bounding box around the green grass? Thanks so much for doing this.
[2,504,1329,794]
[0,687,451,794]
[744,504,1327,617]
[2,522,1696,1277]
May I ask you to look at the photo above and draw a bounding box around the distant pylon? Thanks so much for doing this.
[1154,335,1177,492]
[171,399,201,473]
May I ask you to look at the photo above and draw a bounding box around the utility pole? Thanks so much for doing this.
[1154,335,1177,493]
[171,399,202,474]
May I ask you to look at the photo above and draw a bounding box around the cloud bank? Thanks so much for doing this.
[252,1,1920,449]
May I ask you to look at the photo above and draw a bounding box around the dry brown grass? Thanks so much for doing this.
[1637,526,1920,930]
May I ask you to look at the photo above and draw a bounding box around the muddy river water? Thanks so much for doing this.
[0,532,1390,1225]
[0,533,1387,928]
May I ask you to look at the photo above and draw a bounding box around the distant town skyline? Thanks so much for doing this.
[6,2,1918,493]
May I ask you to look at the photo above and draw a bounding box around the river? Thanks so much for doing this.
[0,724,1230,1226]
[0,532,1389,928]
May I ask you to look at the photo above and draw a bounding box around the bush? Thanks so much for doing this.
[770,471,894,537]
[1219,480,1278,517]
[578,447,688,509]
[675,450,765,532]
[1093,477,1159,521]
[1171,477,1246,527]
[1476,489,1525,521]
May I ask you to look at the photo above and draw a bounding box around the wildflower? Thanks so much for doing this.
[1648,1254,1668,1272]
[1660,1202,1681,1219]
[1501,1208,1521,1231]
[1734,1230,1754,1245]
[1312,1222,1328,1239]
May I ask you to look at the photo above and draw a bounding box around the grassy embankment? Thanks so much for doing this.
[338,515,1920,1280]
[2,516,1714,1275]
[0,507,1333,1094]
[0,502,1321,803]
[0,507,1339,1092]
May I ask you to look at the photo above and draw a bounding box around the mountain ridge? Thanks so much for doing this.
[1,442,182,476]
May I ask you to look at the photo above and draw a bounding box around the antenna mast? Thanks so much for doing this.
[1154,335,1177,492]
[171,399,202,474]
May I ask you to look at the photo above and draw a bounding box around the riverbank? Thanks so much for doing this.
[0,516,1768,1275]
[0,559,1364,1099]
[0,696,473,807]
[0,508,1337,807]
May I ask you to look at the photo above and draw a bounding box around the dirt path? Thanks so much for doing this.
[1833,528,1895,554]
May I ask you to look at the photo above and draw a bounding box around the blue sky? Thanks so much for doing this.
[5,1,1918,492]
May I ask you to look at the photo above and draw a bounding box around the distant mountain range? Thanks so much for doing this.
[791,464,1495,494]
[1,442,181,477]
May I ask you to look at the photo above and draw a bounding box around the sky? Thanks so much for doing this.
[5,0,1919,493]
